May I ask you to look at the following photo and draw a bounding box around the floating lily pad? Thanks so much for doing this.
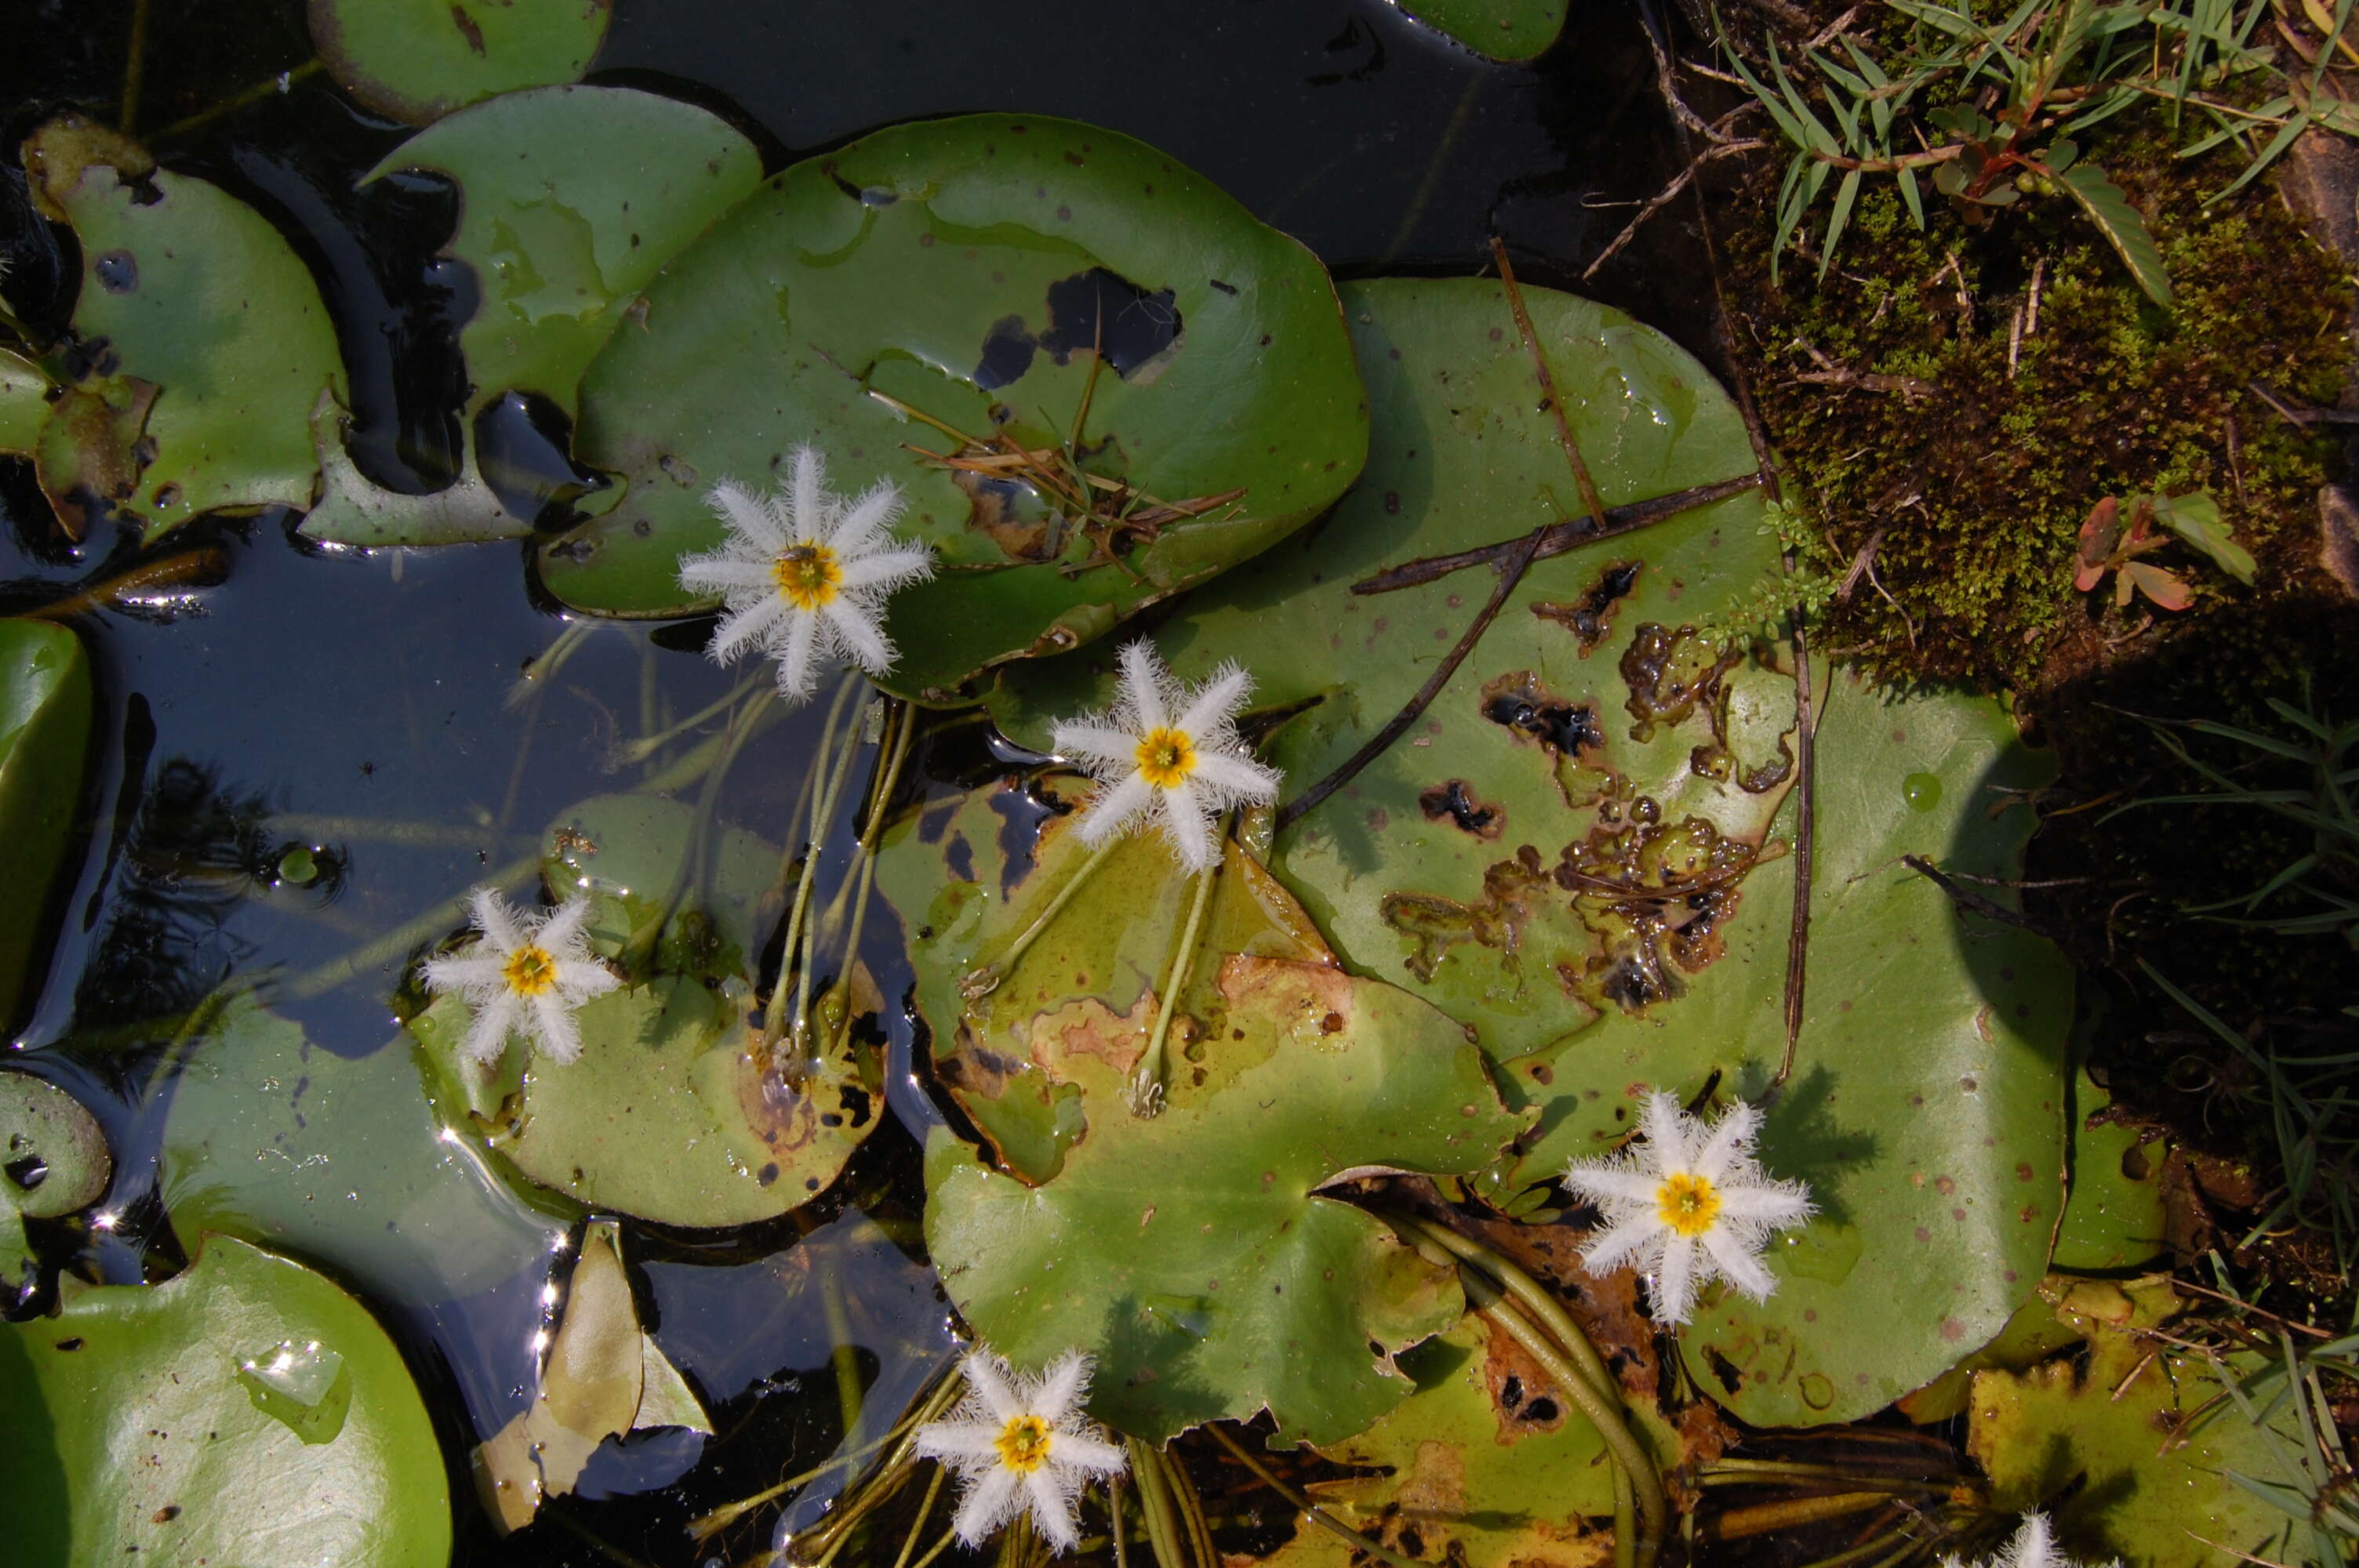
[1622,673,2070,1427]
[409,794,879,1228]
[1969,1276,2312,1566]
[1257,1313,1615,1568]
[990,276,1790,1071]
[0,1234,451,1566]
[2052,1067,2169,1272]
[2,1071,111,1289]
[159,993,564,1305]
[1398,0,1571,62]
[25,118,343,539]
[925,955,1521,1445]
[0,348,47,452]
[543,114,1369,699]
[310,0,612,126]
[0,620,93,1031]
[875,774,1333,1183]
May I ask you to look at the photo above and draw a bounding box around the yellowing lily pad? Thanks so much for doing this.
[543,114,1369,699]
[0,1235,450,1567]
[925,955,1522,1445]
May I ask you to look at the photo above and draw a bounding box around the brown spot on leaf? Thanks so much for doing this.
[1530,559,1641,655]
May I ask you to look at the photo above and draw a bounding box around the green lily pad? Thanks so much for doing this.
[0,348,47,452]
[2052,1068,2169,1272]
[1257,1313,1616,1567]
[1398,0,1570,62]
[0,1234,451,1566]
[159,993,564,1306]
[26,119,344,539]
[309,0,611,126]
[1968,1276,2311,1566]
[0,620,93,1032]
[543,113,1369,700]
[925,955,1521,1445]
[989,275,1791,1072]
[874,775,1333,1183]
[409,793,879,1227]
[1610,673,2068,1427]
[2,1072,111,1288]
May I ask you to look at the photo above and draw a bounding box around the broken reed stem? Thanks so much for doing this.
[1703,1491,1904,1539]
[1348,474,1761,596]
[1132,848,1222,1118]
[1492,237,1610,527]
[1202,1425,1433,1568]
[1277,524,1549,833]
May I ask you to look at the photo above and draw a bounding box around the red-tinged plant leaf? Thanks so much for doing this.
[2122,561,2193,611]
[2074,497,2119,590]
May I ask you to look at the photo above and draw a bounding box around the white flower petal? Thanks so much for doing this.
[529,992,585,1065]
[554,958,621,1005]
[1116,641,1169,731]
[1158,777,1216,869]
[1691,1098,1763,1184]
[421,952,507,996]
[1031,1351,1092,1424]
[676,555,776,595]
[1699,1224,1778,1302]
[1639,1091,1692,1174]
[708,479,786,553]
[1651,1232,1700,1323]
[460,993,521,1065]
[961,1352,1024,1423]
[705,594,793,669]
[1023,1467,1081,1553]
[787,449,825,539]
[822,598,895,677]
[1051,723,1144,771]
[1561,1161,1662,1210]
[828,480,906,550]
[949,1465,1023,1548]
[1716,1181,1814,1226]
[1578,1213,1665,1276]
[1049,1429,1126,1477]
[773,607,823,700]
[470,886,523,951]
[1187,749,1281,808]
[1175,662,1252,737]
[835,543,936,593]
[1074,771,1156,845]
[538,895,594,949]
[913,1421,1002,1462]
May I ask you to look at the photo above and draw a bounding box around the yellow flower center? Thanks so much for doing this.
[772,543,841,612]
[1656,1171,1721,1238]
[502,944,558,998]
[994,1414,1055,1474]
[1134,726,1197,789]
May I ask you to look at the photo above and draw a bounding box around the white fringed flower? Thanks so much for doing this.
[421,888,620,1066]
[1942,1513,2117,1568]
[1049,640,1281,872]
[675,448,936,703]
[1562,1090,1814,1325]
[913,1348,1128,1555]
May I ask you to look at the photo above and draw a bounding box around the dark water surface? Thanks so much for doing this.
[1,3,1696,1563]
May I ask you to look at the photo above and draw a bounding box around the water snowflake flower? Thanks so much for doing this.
[913,1348,1128,1555]
[421,888,621,1066]
[675,448,936,703]
[1562,1089,1814,1326]
[1942,1513,2117,1568]
[1049,640,1282,872]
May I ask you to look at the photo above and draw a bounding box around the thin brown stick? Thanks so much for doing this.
[1903,855,2070,941]
[1584,140,1766,283]
[1492,237,1609,527]
[1276,525,1548,833]
[1350,474,1761,596]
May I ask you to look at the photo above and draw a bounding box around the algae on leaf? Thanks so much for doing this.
[309,0,611,125]
[24,118,344,540]
[925,956,1521,1446]
[544,114,1369,699]
[0,1236,450,1567]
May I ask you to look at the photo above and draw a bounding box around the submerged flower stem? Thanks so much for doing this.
[1703,1493,1913,1538]
[1124,1439,1191,1568]
[1107,1479,1129,1568]
[611,671,761,770]
[1131,852,1221,1118]
[1167,1449,1217,1568]
[892,1465,948,1568]
[1389,1215,1663,1568]
[762,681,867,1062]
[959,833,1121,1003]
[1202,1425,1432,1568]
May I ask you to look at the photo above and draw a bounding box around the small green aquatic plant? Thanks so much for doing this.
[2072,488,2255,612]
[1725,0,2359,303]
